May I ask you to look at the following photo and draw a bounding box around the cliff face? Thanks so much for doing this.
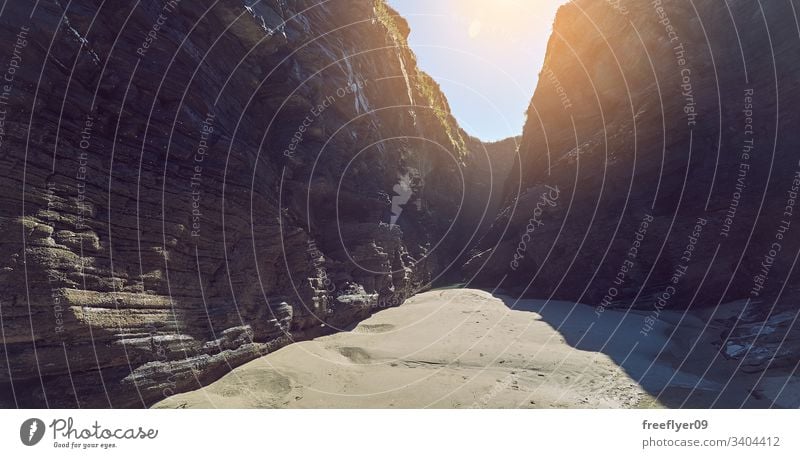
[468,0,800,374]
[0,0,508,407]
[7,0,795,409]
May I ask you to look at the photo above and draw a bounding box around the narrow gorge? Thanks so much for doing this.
[1,0,799,409]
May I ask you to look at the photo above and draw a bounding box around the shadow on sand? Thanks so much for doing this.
[491,292,792,408]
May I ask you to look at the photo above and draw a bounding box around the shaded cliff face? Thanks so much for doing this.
[468,0,800,374]
[452,136,520,267]
[0,0,506,407]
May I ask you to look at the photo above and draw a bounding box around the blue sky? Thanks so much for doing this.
[386,0,565,141]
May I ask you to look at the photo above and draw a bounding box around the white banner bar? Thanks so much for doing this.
[2,410,796,457]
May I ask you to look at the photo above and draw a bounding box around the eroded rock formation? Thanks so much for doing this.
[0,0,513,407]
[466,0,800,379]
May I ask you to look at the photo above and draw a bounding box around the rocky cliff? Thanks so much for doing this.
[0,0,512,407]
[6,0,794,409]
[467,0,800,379]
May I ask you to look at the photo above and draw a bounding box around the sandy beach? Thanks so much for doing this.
[154,289,779,409]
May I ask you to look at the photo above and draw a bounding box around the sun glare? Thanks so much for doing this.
[387,0,566,140]
[455,0,563,46]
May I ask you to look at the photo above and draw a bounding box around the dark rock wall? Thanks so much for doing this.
[0,0,506,407]
[9,0,794,408]
[467,0,800,372]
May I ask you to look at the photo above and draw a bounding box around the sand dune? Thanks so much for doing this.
[154,289,773,409]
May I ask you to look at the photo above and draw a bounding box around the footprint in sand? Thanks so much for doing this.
[337,346,373,364]
[354,323,396,334]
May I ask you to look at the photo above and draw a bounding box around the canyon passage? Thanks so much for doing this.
[1,0,799,409]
